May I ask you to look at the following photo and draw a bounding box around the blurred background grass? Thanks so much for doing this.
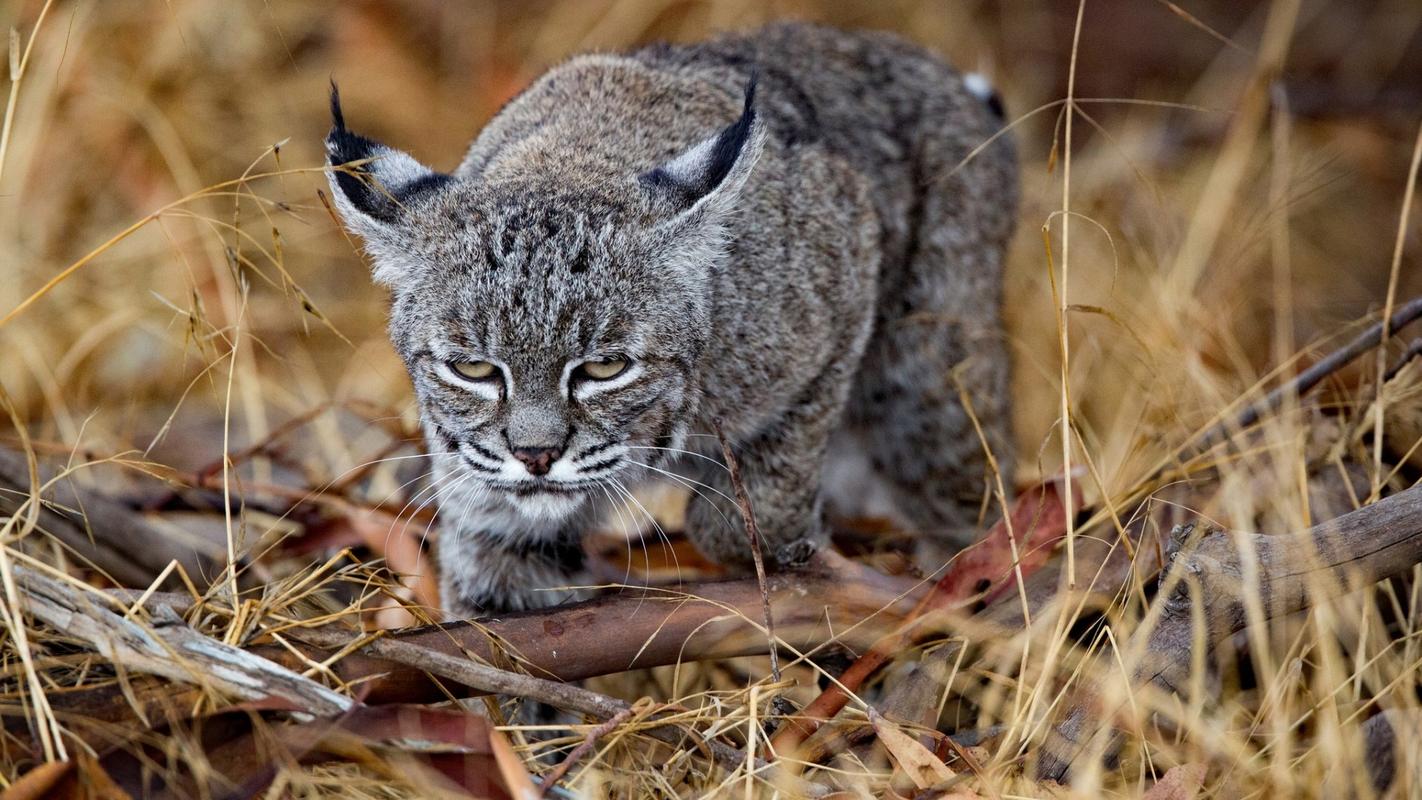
[2,0,1419,495]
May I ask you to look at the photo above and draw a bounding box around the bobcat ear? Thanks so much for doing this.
[325,82,451,280]
[640,75,764,217]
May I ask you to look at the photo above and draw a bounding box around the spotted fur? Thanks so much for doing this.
[327,23,1017,617]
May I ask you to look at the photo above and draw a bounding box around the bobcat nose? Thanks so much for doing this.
[512,446,562,477]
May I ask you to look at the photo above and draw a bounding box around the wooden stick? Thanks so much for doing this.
[13,566,351,716]
[291,626,629,718]
[714,417,780,682]
[537,705,637,797]
[295,562,917,699]
[1036,481,1422,781]
[1193,295,1422,452]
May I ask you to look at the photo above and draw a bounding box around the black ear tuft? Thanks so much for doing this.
[329,79,347,131]
[326,82,389,221]
[326,81,376,170]
[641,73,760,209]
[324,81,451,225]
[701,73,757,195]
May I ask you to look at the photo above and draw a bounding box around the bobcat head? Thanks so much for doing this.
[325,79,762,521]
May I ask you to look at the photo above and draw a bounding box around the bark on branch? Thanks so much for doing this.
[13,566,352,716]
[1037,482,1422,781]
[274,560,920,703]
[35,560,921,741]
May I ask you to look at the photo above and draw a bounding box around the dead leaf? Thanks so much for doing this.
[46,703,508,800]
[932,472,1082,608]
[5,762,69,800]
[870,708,955,790]
[303,502,442,622]
[1142,763,1207,800]
[489,725,539,800]
[3,761,96,800]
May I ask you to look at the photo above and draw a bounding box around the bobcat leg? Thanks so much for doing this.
[437,511,590,618]
[684,392,848,569]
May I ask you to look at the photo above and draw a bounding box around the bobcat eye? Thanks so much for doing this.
[449,360,498,381]
[576,357,629,381]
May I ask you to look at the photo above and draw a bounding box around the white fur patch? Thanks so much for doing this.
[498,457,533,481]
[964,72,994,102]
[547,455,592,481]
[568,361,643,400]
[506,491,585,520]
[821,430,905,524]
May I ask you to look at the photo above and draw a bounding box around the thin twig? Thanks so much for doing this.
[292,626,628,719]
[537,704,638,797]
[713,417,780,683]
[1193,295,1422,452]
[190,401,334,484]
[290,627,828,796]
[1383,337,1422,383]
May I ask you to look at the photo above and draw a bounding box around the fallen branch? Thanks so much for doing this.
[291,626,631,719]
[767,476,1078,757]
[299,559,920,703]
[1037,481,1422,781]
[1192,294,1422,453]
[0,447,216,588]
[35,559,921,752]
[14,565,352,717]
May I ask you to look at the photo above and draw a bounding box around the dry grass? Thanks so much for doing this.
[2,0,1422,797]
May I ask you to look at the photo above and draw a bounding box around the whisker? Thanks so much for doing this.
[623,459,740,508]
[325,450,443,490]
[623,459,742,538]
[367,467,464,590]
[395,468,466,540]
[386,467,454,527]
[368,468,435,513]
[404,468,482,566]
[607,477,682,587]
[592,478,639,589]
[421,471,486,570]
[625,444,730,474]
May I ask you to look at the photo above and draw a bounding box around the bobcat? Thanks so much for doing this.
[326,22,1017,617]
